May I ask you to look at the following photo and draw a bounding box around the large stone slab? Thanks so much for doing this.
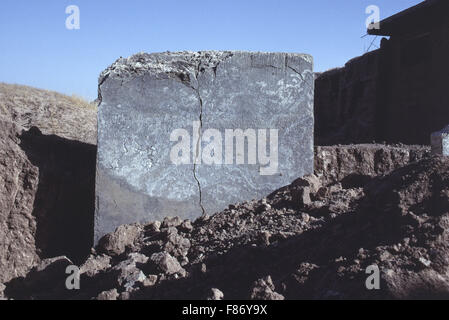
[95,51,314,243]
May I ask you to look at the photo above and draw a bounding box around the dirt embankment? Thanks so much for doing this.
[0,84,96,291]
[6,141,449,300]
[0,83,97,145]
[2,83,448,300]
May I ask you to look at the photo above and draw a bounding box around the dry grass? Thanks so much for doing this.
[69,94,98,110]
[0,82,97,144]
[0,83,97,112]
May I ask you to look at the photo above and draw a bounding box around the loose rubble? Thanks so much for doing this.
[4,149,449,300]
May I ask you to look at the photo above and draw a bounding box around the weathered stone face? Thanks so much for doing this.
[95,51,314,243]
[431,125,449,156]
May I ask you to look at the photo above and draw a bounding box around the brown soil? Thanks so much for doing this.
[6,144,449,300]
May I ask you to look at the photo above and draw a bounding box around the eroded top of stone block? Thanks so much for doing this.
[99,51,313,85]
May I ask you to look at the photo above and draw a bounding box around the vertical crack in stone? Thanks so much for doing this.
[97,73,110,105]
[287,64,314,89]
[287,65,305,81]
[192,64,206,216]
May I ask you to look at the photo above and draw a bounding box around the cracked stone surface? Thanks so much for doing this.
[95,51,314,243]
[431,125,449,156]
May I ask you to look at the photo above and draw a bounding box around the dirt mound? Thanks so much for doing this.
[0,83,97,145]
[314,144,431,183]
[2,84,444,300]
[6,153,449,300]
[0,120,40,285]
[0,84,97,290]
[0,124,96,286]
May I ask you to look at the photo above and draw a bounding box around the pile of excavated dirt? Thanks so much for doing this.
[3,83,447,301]
[6,146,449,300]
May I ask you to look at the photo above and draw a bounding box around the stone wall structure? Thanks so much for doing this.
[314,50,380,145]
[315,0,449,146]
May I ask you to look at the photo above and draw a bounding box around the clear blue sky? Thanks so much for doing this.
[0,0,422,101]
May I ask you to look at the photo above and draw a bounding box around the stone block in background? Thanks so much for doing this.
[95,51,314,243]
[431,125,449,156]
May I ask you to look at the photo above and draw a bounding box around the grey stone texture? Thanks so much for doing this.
[95,51,314,243]
[431,125,449,156]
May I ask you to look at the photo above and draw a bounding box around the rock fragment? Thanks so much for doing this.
[150,252,185,275]
[80,254,111,277]
[206,288,224,300]
[97,289,119,300]
[97,224,142,256]
[250,276,285,300]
